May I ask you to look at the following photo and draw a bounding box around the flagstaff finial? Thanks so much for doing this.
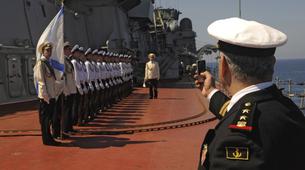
[55,0,64,6]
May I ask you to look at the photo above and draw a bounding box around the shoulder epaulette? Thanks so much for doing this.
[229,101,255,132]
[228,91,274,132]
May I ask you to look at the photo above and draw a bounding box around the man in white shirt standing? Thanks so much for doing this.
[70,45,87,126]
[196,17,305,170]
[62,42,77,134]
[144,53,160,99]
[34,42,60,146]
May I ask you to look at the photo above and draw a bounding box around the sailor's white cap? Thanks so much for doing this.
[38,42,53,53]
[63,41,71,47]
[97,50,104,55]
[92,49,99,55]
[71,44,79,53]
[208,17,287,57]
[78,46,84,52]
[85,48,92,55]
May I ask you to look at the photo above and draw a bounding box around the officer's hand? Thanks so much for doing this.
[99,83,105,89]
[83,86,88,94]
[79,88,84,95]
[89,84,94,91]
[194,71,216,97]
[43,95,50,104]
[95,84,100,91]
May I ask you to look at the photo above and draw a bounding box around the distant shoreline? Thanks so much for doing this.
[276,58,305,60]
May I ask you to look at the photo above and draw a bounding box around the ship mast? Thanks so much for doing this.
[238,0,242,18]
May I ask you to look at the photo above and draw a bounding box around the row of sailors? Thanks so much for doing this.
[64,42,134,129]
[69,44,133,96]
[34,41,134,145]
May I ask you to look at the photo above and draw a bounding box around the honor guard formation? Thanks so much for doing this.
[34,42,133,146]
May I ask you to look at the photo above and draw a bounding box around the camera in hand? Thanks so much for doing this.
[197,60,206,75]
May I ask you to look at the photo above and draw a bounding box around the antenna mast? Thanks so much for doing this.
[239,0,242,18]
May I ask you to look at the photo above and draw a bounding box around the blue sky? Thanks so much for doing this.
[155,0,305,59]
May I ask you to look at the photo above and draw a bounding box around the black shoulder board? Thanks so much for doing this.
[229,101,256,132]
[228,91,274,132]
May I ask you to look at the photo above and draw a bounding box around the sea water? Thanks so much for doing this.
[274,59,305,112]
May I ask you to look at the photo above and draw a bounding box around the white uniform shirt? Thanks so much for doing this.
[63,57,77,95]
[71,59,83,94]
[145,61,160,80]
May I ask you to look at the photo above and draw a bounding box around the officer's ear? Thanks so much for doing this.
[219,54,232,87]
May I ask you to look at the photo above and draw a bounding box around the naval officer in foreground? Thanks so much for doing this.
[196,17,305,170]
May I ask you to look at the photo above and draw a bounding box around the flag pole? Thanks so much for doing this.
[59,0,65,140]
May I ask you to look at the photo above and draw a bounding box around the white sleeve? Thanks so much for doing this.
[71,60,82,93]
[85,61,91,82]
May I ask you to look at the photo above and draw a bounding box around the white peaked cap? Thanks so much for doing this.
[71,44,79,52]
[208,17,287,49]
[92,49,99,54]
[85,48,92,55]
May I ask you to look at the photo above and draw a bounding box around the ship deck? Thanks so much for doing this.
[0,81,217,170]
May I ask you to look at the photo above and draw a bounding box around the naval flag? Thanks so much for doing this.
[36,6,64,80]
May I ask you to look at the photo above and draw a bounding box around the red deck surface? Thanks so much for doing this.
[0,87,217,170]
